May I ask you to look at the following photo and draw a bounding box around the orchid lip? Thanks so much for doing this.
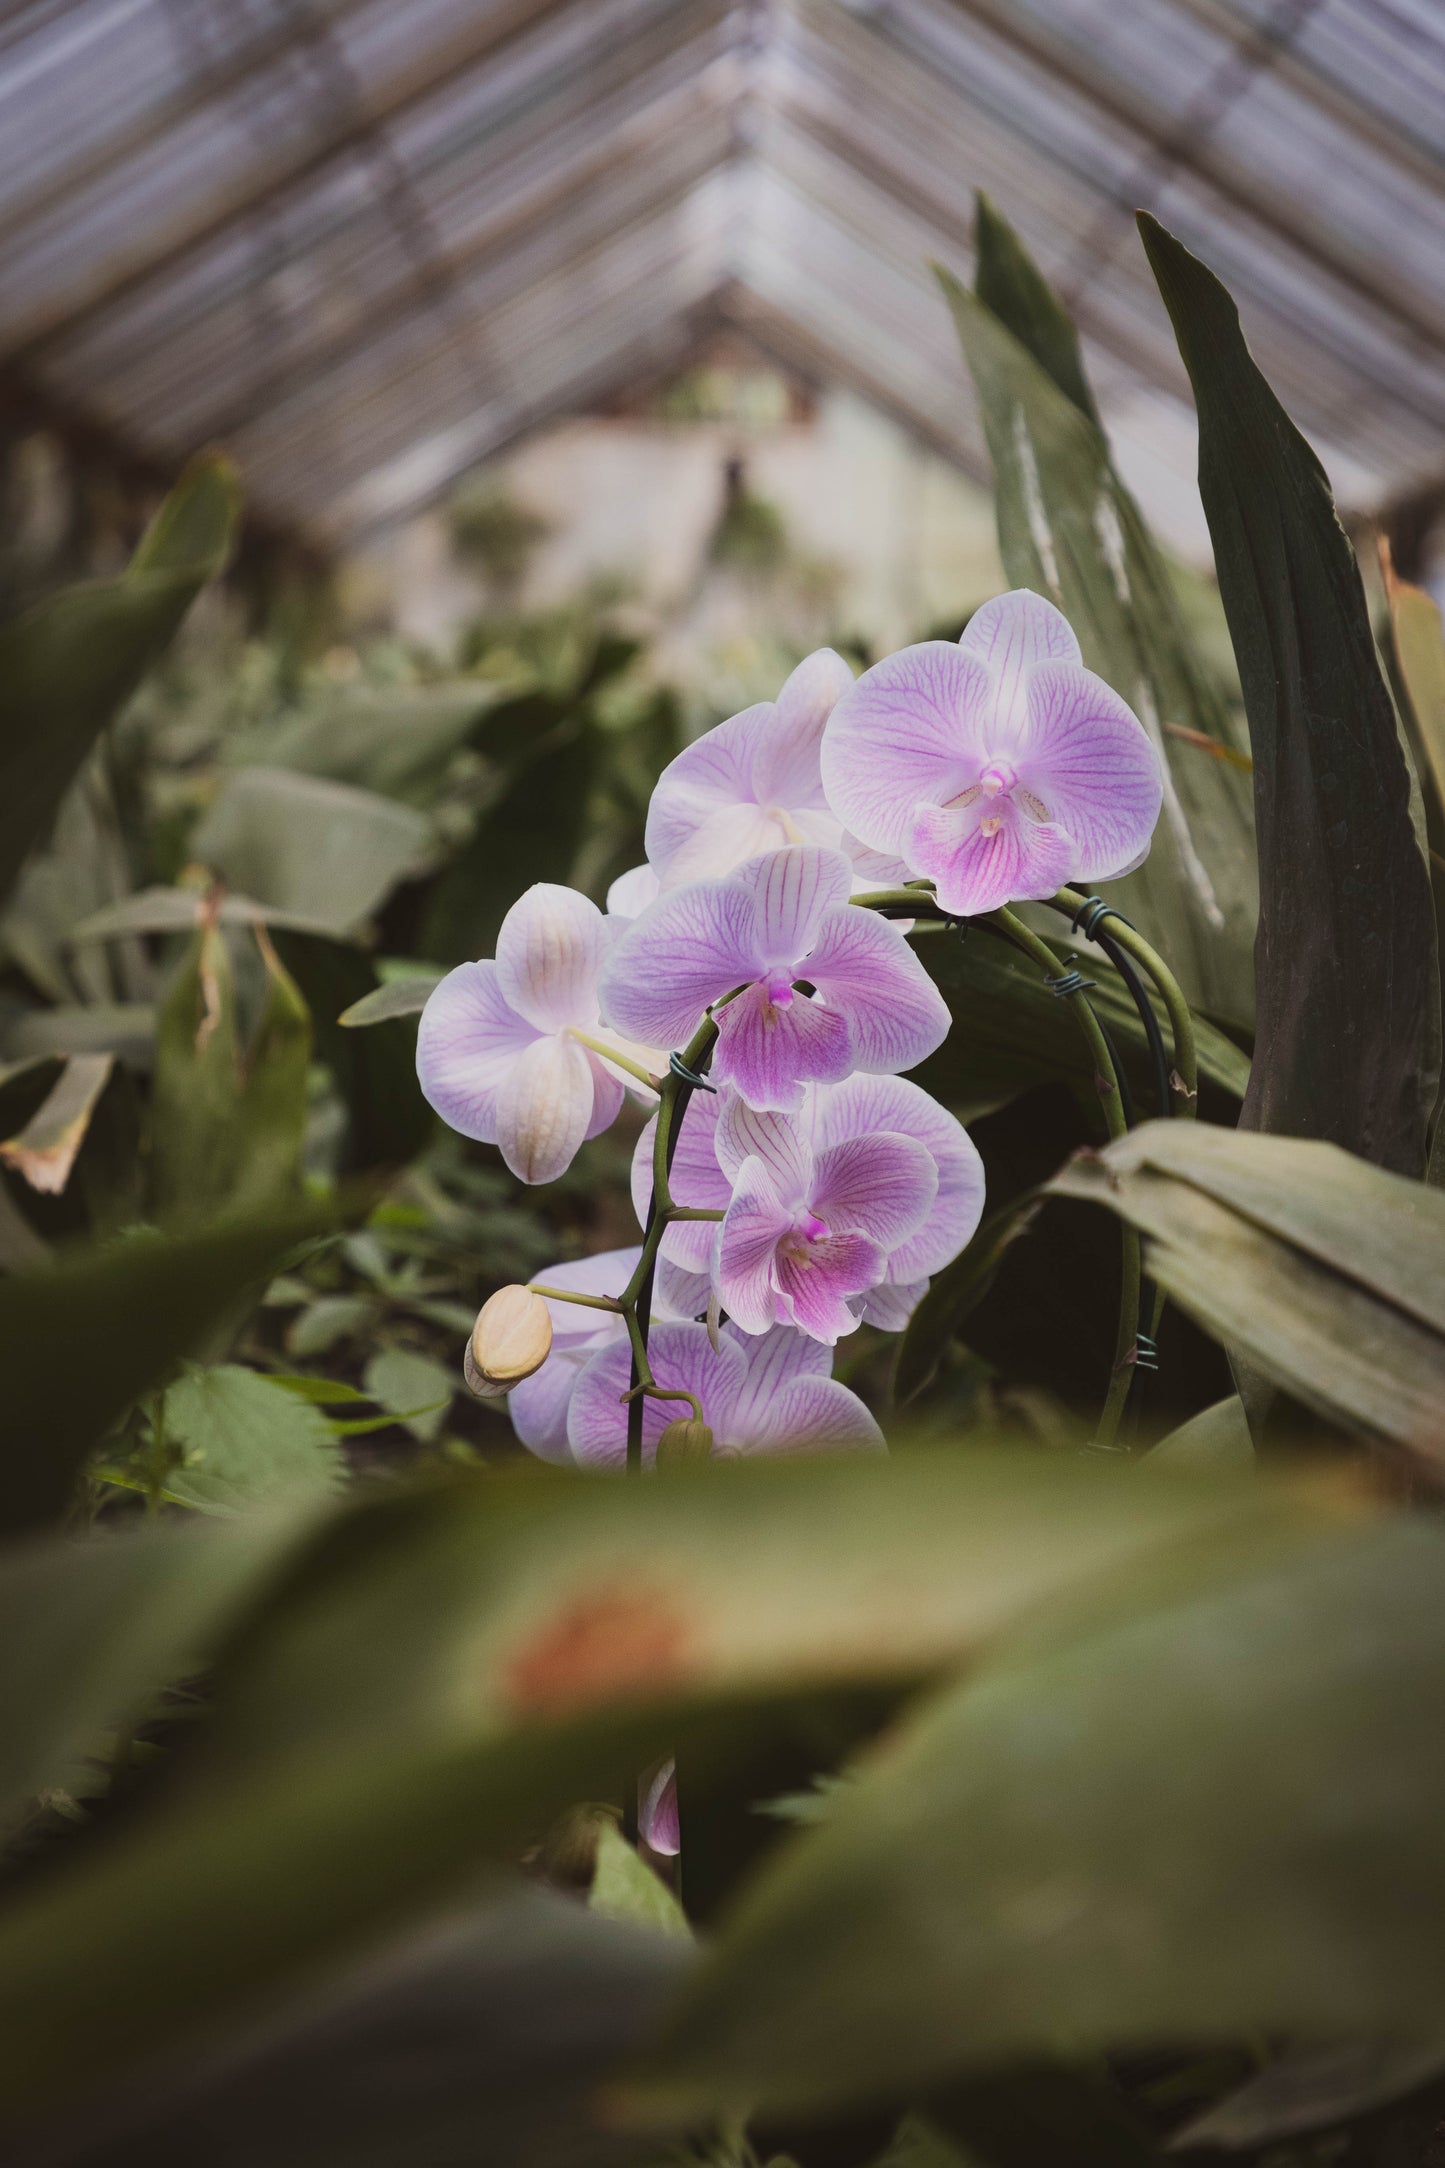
[979,759,1018,796]
[763,969,797,1009]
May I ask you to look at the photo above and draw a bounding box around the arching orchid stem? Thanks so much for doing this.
[666,1206,727,1222]
[1050,887,1198,1115]
[565,1029,661,1093]
[621,1015,721,1474]
[619,1380,706,1423]
[991,906,1141,1453]
[526,1284,623,1314]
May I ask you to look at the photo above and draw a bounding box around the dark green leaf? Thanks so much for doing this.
[10,1886,690,2168]
[0,1506,323,1817]
[0,1055,112,1199]
[938,214,1257,1025]
[270,930,435,1172]
[637,1518,1445,2118]
[912,927,1249,1119]
[590,1820,691,1940]
[1144,1393,1254,1470]
[1052,1121,1445,1462]
[0,456,238,909]
[69,886,339,943]
[361,1347,455,1443]
[237,683,500,806]
[1170,2038,1445,2151]
[1138,213,1439,1176]
[0,1198,337,1536]
[0,1454,1344,2114]
[893,1192,1042,1405]
[423,722,601,963]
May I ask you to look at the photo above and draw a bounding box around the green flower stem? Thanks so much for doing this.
[526,1284,622,1314]
[1050,887,1199,1115]
[991,907,1140,1452]
[567,1028,662,1093]
[620,1016,720,1472]
[667,1206,726,1221]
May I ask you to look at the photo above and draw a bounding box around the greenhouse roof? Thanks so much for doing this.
[1,0,1442,546]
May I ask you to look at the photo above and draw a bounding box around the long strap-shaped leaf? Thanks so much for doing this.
[1139,215,1439,1178]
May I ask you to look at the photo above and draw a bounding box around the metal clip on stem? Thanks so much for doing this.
[1044,968,1097,999]
[1133,1331,1160,1373]
[1070,893,1134,941]
[669,1051,717,1092]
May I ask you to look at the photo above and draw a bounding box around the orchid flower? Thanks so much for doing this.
[820,589,1163,917]
[605,862,661,920]
[567,1318,883,1467]
[645,648,858,886]
[712,1101,937,1344]
[600,846,949,1111]
[416,885,660,1184]
[505,1246,640,1461]
[632,1073,984,1326]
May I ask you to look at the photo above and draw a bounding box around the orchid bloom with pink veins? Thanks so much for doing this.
[712,1100,938,1344]
[820,589,1163,918]
[645,648,858,885]
[566,1319,882,1468]
[600,846,948,1112]
[504,1246,640,1462]
[416,884,659,1184]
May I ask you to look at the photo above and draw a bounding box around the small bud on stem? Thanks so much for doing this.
[465,1284,553,1398]
[656,1416,713,1466]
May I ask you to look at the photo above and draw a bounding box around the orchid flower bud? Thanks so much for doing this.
[656,1415,714,1466]
[464,1284,552,1398]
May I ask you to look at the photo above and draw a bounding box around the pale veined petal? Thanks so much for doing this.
[495,884,609,1033]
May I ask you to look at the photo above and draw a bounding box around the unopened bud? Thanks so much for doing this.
[656,1416,713,1467]
[465,1284,552,1398]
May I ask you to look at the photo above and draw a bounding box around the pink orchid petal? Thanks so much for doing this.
[493,1031,599,1184]
[714,1097,812,1195]
[599,878,760,1050]
[1014,661,1164,880]
[583,1054,626,1141]
[712,980,852,1111]
[958,588,1081,732]
[722,1321,831,1440]
[728,846,854,965]
[820,642,995,857]
[742,1373,885,1453]
[415,960,540,1143]
[715,1157,794,1334]
[657,1257,713,1318]
[906,798,1075,915]
[801,908,951,1076]
[606,863,661,919]
[640,1759,680,1856]
[774,1231,885,1344]
[645,701,776,881]
[494,884,607,1033]
[813,1076,985,1281]
[567,1322,747,1469]
[507,1350,588,1463]
[756,647,856,803]
[854,1277,929,1332]
[810,1131,937,1250]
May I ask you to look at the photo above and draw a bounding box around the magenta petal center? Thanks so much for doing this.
[763,969,797,1009]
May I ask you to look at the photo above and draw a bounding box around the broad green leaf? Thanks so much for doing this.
[590,1820,691,1940]
[0,1454,1350,2113]
[0,455,238,909]
[636,1517,1445,2119]
[1144,1392,1253,1470]
[912,928,1248,1122]
[0,1507,323,1817]
[1053,1121,1445,1462]
[12,1885,690,2168]
[1139,214,1439,1177]
[190,767,433,937]
[337,974,442,1027]
[893,1192,1042,1405]
[937,214,1257,1026]
[925,2064,1161,2168]
[236,682,501,806]
[1171,2037,1445,2152]
[0,1199,336,1536]
[160,1365,346,1514]
[268,1375,373,1405]
[6,1002,154,1065]
[148,919,311,1230]
[362,1347,455,1443]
